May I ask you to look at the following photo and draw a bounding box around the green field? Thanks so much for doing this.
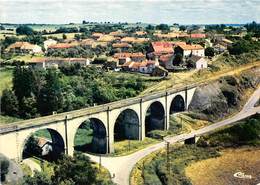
[0,67,13,95]
[0,115,22,125]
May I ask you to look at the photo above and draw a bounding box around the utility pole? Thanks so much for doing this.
[166,141,170,174]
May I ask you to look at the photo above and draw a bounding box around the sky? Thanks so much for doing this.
[0,0,259,25]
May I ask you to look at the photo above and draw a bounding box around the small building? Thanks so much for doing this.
[187,55,207,70]
[92,32,104,39]
[112,43,132,52]
[48,43,78,50]
[97,35,116,42]
[6,42,42,54]
[114,52,146,64]
[174,44,205,58]
[147,42,174,59]
[37,137,52,156]
[190,33,206,39]
[80,39,95,48]
[44,39,57,50]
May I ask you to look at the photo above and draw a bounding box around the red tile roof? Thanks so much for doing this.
[151,42,174,54]
[159,54,173,63]
[178,44,204,50]
[48,43,78,49]
[114,52,145,59]
[190,33,206,39]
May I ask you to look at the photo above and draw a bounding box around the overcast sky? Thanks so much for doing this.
[0,0,259,24]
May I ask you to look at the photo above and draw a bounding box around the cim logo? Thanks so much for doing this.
[234,172,252,179]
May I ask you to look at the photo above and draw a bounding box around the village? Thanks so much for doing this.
[1,23,246,77]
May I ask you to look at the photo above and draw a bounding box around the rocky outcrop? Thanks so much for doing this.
[189,69,260,121]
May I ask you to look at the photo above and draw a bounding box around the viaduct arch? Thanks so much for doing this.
[0,86,197,161]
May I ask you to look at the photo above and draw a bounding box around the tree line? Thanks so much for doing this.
[1,65,146,119]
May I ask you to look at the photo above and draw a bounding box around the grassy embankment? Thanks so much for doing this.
[140,51,260,95]
[130,114,260,185]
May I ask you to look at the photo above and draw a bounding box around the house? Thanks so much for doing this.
[80,39,95,48]
[44,39,57,50]
[138,60,159,74]
[220,38,233,47]
[112,43,132,51]
[122,60,159,74]
[29,57,90,69]
[147,42,174,59]
[92,32,104,39]
[159,54,174,68]
[187,55,207,70]
[109,30,125,37]
[190,33,206,39]
[48,43,78,50]
[97,35,116,42]
[135,31,147,36]
[37,137,52,156]
[121,37,137,43]
[174,44,205,58]
[6,42,42,54]
[114,52,146,64]
[122,61,134,71]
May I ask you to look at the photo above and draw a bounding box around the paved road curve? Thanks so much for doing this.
[87,87,260,185]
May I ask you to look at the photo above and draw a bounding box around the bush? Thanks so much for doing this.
[0,156,9,182]
[0,89,19,117]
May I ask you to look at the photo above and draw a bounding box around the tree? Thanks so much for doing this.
[38,69,63,115]
[179,25,186,31]
[205,47,215,57]
[0,156,9,182]
[16,25,34,35]
[62,34,67,40]
[0,25,5,30]
[23,136,42,158]
[156,24,170,31]
[22,171,52,185]
[172,53,183,66]
[20,96,38,119]
[13,66,43,102]
[52,152,97,185]
[0,89,19,117]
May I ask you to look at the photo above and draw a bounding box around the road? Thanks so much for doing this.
[87,87,260,185]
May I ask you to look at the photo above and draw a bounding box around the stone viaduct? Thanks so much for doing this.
[0,84,197,162]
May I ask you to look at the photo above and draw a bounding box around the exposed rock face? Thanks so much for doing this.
[189,69,259,121]
[189,82,229,120]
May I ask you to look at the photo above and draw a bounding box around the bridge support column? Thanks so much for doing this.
[185,87,188,111]
[107,107,113,153]
[165,92,169,130]
[140,99,145,141]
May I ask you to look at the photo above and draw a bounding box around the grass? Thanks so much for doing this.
[113,137,159,156]
[20,163,32,176]
[0,67,13,95]
[0,115,22,125]
[11,54,44,63]
[130,114,260,185]
[34,129,52,140]
[185,147,260,185]
[42,32,81,39]
[92,162,113,184]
